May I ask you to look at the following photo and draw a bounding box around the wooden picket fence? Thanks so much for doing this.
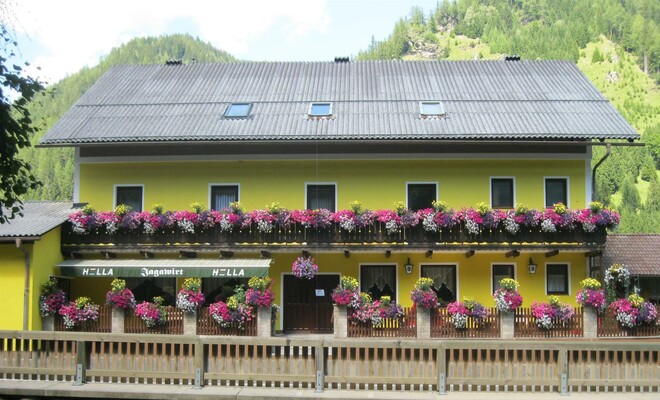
[196,307,257,336]
[514,307,584,338]
[123,306,183,335]
[347,307,416,338]
[54,304,112,332]
[431,307,500,338]
[598,306,660,337]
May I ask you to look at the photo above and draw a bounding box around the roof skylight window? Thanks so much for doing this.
[420,101,445,116]
[309,102,332,117]
[224,103,252,118]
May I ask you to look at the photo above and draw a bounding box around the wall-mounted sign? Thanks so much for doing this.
[315,289,325,297]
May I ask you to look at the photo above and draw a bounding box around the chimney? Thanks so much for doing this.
[334,57,349,63]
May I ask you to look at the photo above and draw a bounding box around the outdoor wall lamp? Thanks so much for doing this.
[528,257,537,274]
[405,258,414,274]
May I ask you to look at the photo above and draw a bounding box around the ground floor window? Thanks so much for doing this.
[125,277,176,305]
[421,264,457,304]
[546,264,569,295]
[202,278,248,305]
[492,264,515,293]
[360,265,396,302]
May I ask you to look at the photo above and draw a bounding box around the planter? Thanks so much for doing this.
[500,311,515,339]
[583,307,598,339]
[333,305,347,338]
[42,314,54,331]
[416,307,431,339]
[111,308,125,333]
[183,311,197,335]
[257,306,272,338]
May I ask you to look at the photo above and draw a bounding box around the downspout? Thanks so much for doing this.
[16,238,30,330]
[591,143,611,202]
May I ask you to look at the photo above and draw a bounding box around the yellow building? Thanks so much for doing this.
[31,59,638,333]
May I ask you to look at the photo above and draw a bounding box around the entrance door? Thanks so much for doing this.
[283,274,339,333]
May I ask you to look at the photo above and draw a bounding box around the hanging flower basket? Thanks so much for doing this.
[292,256,318,279]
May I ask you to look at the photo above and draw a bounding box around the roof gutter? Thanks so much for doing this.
[591,143,611,202]
[15,239,30,330]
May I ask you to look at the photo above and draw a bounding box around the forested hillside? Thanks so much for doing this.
[358,0,660,233]
[22,34,236,200]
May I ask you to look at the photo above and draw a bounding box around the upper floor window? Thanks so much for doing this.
[115,185,143,212]
[547,264,569,295]
[491,177,515,209]
[407,183,437,211]
[306,184,336,211]
[224,103,252,118]
[210,185,239,210]
[545,178,568,208]
[309,102,332,117]
[492,264,515,293]
[419,101,445,116]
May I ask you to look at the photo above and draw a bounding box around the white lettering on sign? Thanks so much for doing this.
[212,268,246,277]
[81,268,114,276]
[140,268,184,277]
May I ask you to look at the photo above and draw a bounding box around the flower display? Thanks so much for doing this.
[245,277,275,308]
[493,278,523,312]
[331,276,360,306]
[609,294,658,328]
[410,277,439,309]
[530,296,575,329]
[209,295,254,329]
[39,277,67,317]
[291,256,318,279]
[575,278,605,310]
[59,297,99,329]
[604,263,631,303]
[105,278,136,309]
[348,294,404,327]
[446,297,490,329]
[135,296,168,327]
[176,278,205,312]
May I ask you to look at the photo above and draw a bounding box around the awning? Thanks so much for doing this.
[57,259,271,278]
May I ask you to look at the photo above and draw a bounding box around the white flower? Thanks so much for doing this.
[143,222,155,234]
[582,221,596,233]
[503,217,520,235]
[177,219,195,234]
[339,217,355,232]
[219,216,233,232]
[106,221,118,234]
[536,315,553,329]
[422,213,438,232]
[257,220,273,233]
[72,221,86,234]
[465,219,480,235]
[541,219,556,233]
[452,313,468,329]
[385,219,399,234]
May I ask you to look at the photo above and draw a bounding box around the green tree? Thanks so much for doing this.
[0,26,44,222]
[646,172,660,212]
[619,175,641,213]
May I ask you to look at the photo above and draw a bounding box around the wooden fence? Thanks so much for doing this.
[431,307,500,338]
[598,306,660,338]
[54,304,112,333]
[1,331,658,394]
[514,307,584,338]
[124,306,183,335]
[347,307,416,338]
[196,307,257,336]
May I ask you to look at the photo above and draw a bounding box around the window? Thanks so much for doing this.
[202,277,249,306]
[224,103,252,118]
[492,264,515,293]
[115,185,143,212]
[125,277,176,306]
[547,264,569,295]
[420,101,444,116]
[545,178,568,208]
[306,184,336,211]
[360,265,396,302]
[491,178,514,209]
[407,183,437,211]
[421,265,457,303]
[210,185,239,210]
[309,102,332,116]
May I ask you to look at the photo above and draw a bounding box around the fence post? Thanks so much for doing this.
[257,306,272,337]
[417,307,430,339]
[499,311,514,339]
[73,340,87,386]
[111,308,125,334]
[315,344,325,393]
[193,338,204,389]
[583,307,597,339]
[558,348,568,396]
[333,305,347,338]
[437,342,447,395]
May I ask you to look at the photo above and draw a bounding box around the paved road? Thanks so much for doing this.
[0,381,658,400]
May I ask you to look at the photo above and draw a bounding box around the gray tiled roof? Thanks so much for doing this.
[40,60,639,145]
[0,202,77,238]
[602,234,660,276]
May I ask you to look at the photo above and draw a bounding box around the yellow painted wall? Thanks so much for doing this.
[79,159,587,212]
[29,228,65,330]
[0,244,31,330]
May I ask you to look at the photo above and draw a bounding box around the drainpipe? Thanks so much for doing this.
[16,239,30,330]
[591,143,611,202]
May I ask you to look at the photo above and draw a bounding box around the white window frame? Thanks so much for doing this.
[489,176,516,209]
[304,182,338,211]
[113,184,144,211]
[419,263,460,300]
[545,262,571,296]
[308,102,332,116]
[491,263,517,295]
[419,101,445,116]
[223,103,253,118]
[406,182,439,210]
[544,176,570,208]
[359,263,399,302]
[208,183,241,210]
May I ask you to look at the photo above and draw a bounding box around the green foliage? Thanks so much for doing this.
[645,123,660,167]
[22,34,236,201]
[646,173,660,213]
[592,47,605,63]
[620,176,641,213]
[0,26,45,223]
